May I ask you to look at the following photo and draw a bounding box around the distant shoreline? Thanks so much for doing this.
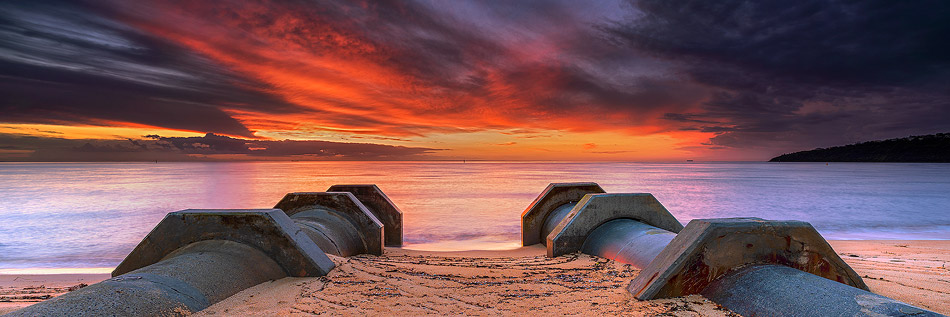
[770,133,950,162]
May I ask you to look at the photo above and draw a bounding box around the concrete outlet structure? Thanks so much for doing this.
[9,209,334,316]
[275,191,385,256]
[522,182,941,316]
[113,209,335,277]
[545,193,684,258]
[628,218,866,300]
[11,184,405,316]
[326,184,403,246]
[10,183,939,316]
[521,182,605,246]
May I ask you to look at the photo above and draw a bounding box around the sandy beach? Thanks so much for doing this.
[2,240,948,316]
[0,273,110,314]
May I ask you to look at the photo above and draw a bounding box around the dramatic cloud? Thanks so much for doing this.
[0,1,299,137]
[1,0,948,160]
[0,133,439,161]
[605,0,950,152]
[91,0,705,137]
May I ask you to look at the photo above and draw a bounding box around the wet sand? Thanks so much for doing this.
[2,240,948,316]
[0,273,109,314]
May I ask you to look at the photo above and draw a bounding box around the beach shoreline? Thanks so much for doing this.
[2,240,948,315]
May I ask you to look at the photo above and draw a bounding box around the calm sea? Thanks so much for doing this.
[1,161,948,273]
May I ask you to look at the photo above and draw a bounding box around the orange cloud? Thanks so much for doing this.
[5,1,945,161]
[109,0,711,142]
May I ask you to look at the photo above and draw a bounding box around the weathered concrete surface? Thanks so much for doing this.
[627,218,867,300]
[540,201,577,245]
[275,192,384,256]
[702,264,942,317]
[290,206,365,257]
[113,209,334,277]
[521,182,605,246]
[327,184,403,247]
[581,219,678,268]
[547,193,684,257]
[9,240,286,316]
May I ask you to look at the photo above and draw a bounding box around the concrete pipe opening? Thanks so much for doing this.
[7,240,286,316]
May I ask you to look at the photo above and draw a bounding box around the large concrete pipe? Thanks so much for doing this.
[275,192,383,257]
[522,183,942,317]
[327,184,403,247]
[702,264,938,316]
[11,184,404,316]
[8,209,335,316]
[581,219,676,268]
[522,182,605,246]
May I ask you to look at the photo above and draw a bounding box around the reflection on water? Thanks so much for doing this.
[1,161,948,272]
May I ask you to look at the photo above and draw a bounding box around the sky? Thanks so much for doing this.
[1,0,948,161]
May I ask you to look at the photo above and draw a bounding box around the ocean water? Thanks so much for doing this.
[1,161,948,273]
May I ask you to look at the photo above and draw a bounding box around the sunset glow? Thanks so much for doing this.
[2,1,948,161]
[2,2,950,314]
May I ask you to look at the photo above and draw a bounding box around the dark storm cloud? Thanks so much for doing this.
[150,133,439,158]
[610,1,950,86]
[605,0,950,153]
[0,133,439,161]
[0,0,302,137]
[2,0,949,158]
[410,1,707,120]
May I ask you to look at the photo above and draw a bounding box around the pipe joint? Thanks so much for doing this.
[275,192,385,256]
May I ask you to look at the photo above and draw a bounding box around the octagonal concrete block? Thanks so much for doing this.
[627,218,867,300]
[327,184,403,246]
[275,192,384,256]
[546,193,684,257]
[522,182,605,246]
[113,209,334,278]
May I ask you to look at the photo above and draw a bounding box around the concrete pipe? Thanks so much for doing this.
[702,264,938,316]
[601,217,940,316]
[327,184,403,247]
[522,182,942,316]
[521,182,605,246]
[540,201,578,245]
[581,219,676,268]
[8,209,335,316]
[274,190,395,256]
[11,185,403,315]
